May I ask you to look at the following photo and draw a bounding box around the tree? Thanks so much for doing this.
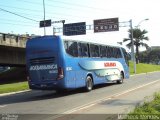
[148,49,160,64]
[139,50,149,63]
[139,48,160,64]
[123,28,149,63]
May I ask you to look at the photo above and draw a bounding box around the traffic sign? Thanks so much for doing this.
[63,22,86,36]
[39,19,51,27]
[52,20,65,24]
[94,18,119,33]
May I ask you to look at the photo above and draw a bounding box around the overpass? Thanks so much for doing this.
[0,33,27,66]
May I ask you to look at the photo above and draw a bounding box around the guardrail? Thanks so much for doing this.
[0,33,28,48]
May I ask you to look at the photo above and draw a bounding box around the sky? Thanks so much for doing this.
[0,0,159,50]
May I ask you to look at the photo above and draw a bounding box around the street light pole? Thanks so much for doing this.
[135,18,149,28]
[130,19,136,74]
[129,18,149,74]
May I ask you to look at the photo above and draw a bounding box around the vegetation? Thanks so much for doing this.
[123,28,149,63]
[129,61,160,74]
[0,81,28,94]
[125,63,160,119]
[139,48,160,64]
[125,93,160,119]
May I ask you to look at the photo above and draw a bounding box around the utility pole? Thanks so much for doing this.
[43,0,46,35]
[129,19,136,74]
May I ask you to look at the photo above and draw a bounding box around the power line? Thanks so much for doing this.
[0,18,35,24]
[0,4,43,13]
[15,0,106,14]
[20,0,114,13]
[0,21,37,27]
[46,0,128,15]
[15,0,77,10]
[0,8,46,21]
[10,0,120,21]
[0,7,38,22]
[0,4,91,20]
[46,0,106,11]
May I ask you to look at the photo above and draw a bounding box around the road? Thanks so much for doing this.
[0,72,160,120]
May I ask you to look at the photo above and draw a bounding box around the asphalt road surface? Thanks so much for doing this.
[0,72,160,120]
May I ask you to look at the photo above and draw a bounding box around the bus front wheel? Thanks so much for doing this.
[85,76,93,92]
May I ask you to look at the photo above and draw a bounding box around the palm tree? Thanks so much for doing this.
[123,28,149,63]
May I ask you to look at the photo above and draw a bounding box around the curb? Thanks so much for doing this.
[0,90,30,97]
[130,71,160,77]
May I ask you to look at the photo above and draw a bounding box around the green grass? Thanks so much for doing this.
[124,93,160,120]
[125,63,160,119]
[129,62,160,75]
[0,81,29,94]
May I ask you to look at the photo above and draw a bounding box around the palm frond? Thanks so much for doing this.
[124,28,149,51]
[126,42,132,49]
[123,38,131,42]
[139,42,149,49]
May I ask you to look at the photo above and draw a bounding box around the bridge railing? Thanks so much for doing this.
[0,33,27,48]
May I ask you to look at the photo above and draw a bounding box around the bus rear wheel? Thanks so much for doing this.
[117,72,124,84]
[85,76,93,92]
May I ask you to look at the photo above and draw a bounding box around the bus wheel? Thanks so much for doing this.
[85,76,93,92]
[117,72,124,84]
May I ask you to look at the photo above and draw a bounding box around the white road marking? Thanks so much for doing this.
[63,79,160,114]
[114,79,160,97]
[0,105,7,108]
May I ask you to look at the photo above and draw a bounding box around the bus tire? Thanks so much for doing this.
[56,88,67,94]
[85,76,93,92]
[117,72,124,84]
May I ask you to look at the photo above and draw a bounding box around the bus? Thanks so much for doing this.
[26,35,129,92]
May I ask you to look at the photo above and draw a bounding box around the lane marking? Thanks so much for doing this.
[130,71,160,77]
[0,105,7,108]
[114,79,160,97]
[63,79,160,114]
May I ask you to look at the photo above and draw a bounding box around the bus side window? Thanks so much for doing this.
[65,41,78,57]
[95,45,100,57]
[78,43,82,57]
[107,46,111,58]
[106,46,109,57]
[122,48,129,66]
[112,47,115,58]
[64,41,69,53]
[110,47,114,58]
[81,43,89,57]
[100,45,106,57]
[117,48,122,58]
[90,44,99,57]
